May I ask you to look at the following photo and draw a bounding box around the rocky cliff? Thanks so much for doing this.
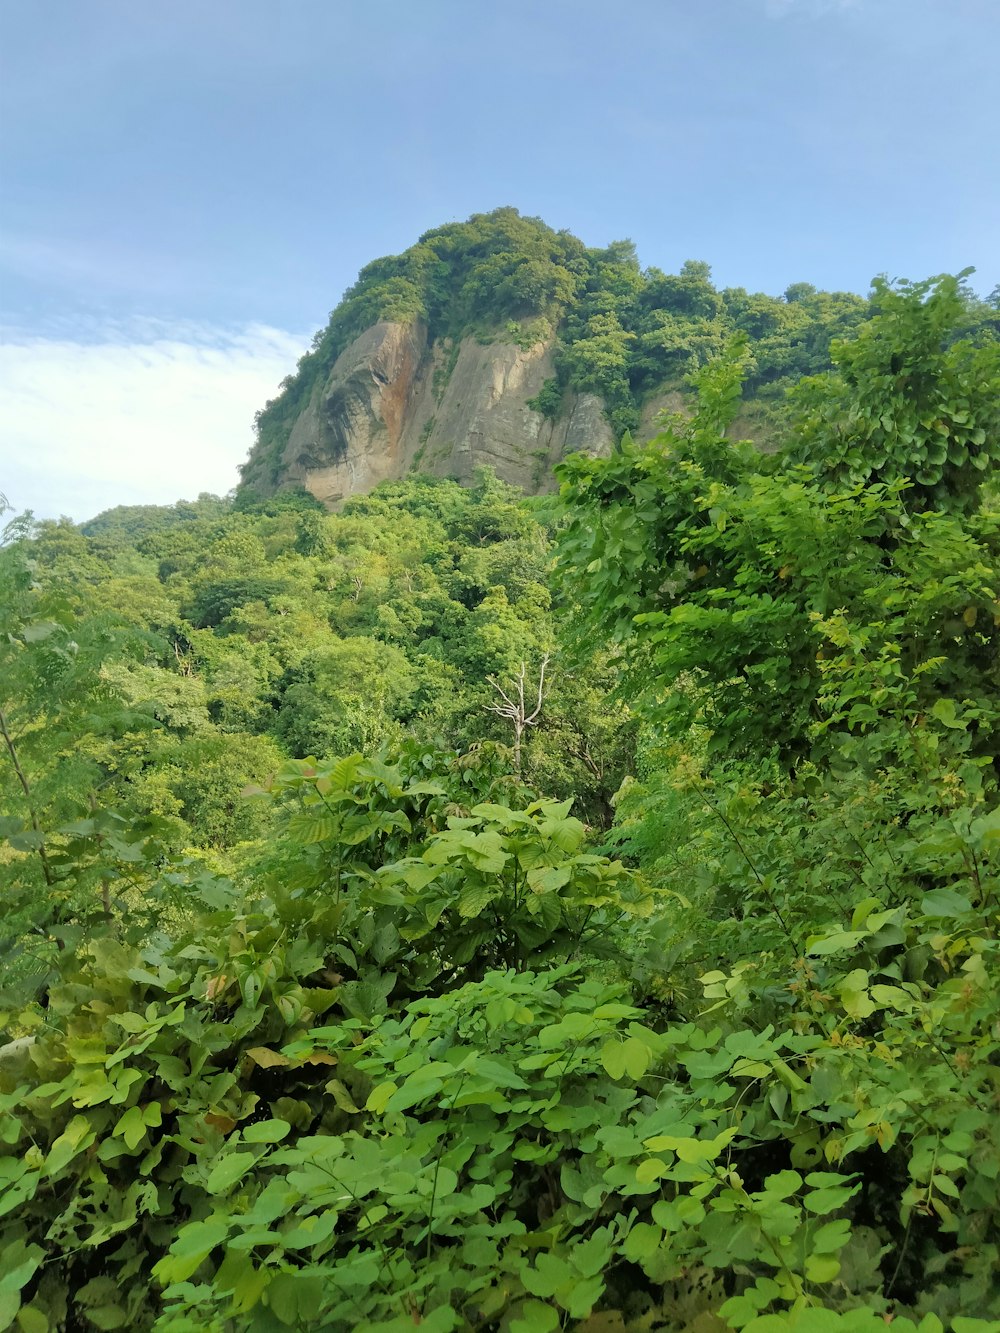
[274,320,614,507]
[239,208,872,507]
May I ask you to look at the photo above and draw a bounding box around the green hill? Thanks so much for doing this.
[239,207,878,496]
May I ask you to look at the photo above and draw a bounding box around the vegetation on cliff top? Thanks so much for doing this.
[240,208,999,496]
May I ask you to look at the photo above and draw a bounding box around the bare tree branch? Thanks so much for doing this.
[485,655,551,774]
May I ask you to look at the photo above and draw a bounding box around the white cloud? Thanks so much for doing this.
[0,320,309,522]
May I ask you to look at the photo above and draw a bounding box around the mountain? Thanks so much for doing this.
[238,207,875,505]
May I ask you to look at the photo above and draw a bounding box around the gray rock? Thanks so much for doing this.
[279,320,615,507]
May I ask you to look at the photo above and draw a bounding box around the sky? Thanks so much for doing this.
[1,0,998,521]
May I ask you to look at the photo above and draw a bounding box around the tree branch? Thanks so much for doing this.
[0,704,54,887]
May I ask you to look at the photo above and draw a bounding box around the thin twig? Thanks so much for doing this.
[0,704,55,888]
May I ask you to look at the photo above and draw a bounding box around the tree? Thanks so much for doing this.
[486,655,550,774]
[789,272,1000,511]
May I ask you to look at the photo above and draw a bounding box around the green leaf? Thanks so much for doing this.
[521,1253,573,1299]
[457,880,494,917]
[563,1274,605,1319]
[205,1151,256,1195]
[622,1036,651,1081]
[531,890,563,932]
[804,1253,841,1283]
[932,1174,960,1199]
[111,1103,150,1157]
[527,865,571,895]
[241,1118,290,1143]
[46,1115,96,1173]
[153,1217,229,1284]
[804,1178,861,1214]
[811,1217,851,1253]
[635,1157,667,1184]
[930,698,964,729]
[806,930,868,956]
[838,969,875,1020]
[762,1169,802,1199]
[921,888,972,917]
[366,1081,398,1114]
[393,861,440,893]
[21,621,60,643]
[510,1301,560,1333]
[287,811,338,844]
[386,1072,443,1112]
[623,1221,662,1261]
[7,831,45,852]
[81,1307,128,1331]
[600,1039,627,1080]
[540,816,585,854]
[266,1273,325,1327]
[0,1246,43,1333]
[16,1307,49,1333]
[916,1317,944,1333]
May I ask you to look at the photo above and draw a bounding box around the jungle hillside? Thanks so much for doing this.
[2,260,1000,1333]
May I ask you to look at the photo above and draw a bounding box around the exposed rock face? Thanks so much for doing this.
[281,321,426,505]
[279,320,614,507]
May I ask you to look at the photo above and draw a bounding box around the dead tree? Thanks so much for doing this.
[486,655,550,775]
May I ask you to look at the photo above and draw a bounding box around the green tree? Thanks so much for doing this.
[557,279,1000,763]
[790,272,1000,511]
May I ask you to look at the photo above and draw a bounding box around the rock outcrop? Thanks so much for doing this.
[277,320,614,507]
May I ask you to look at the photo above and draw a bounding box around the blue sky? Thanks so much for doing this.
[2,0,998,519]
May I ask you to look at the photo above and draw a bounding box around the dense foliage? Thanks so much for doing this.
[2,272,999,1332]
[0,473,631,977]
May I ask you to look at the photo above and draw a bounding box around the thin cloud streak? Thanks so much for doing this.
[0,320,308,522]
